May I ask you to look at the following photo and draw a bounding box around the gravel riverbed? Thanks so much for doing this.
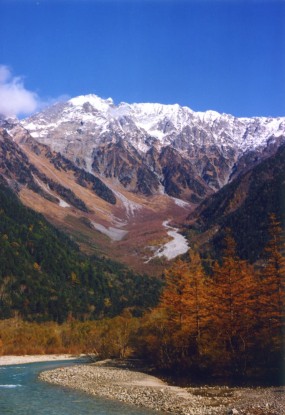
[39,360,284,415]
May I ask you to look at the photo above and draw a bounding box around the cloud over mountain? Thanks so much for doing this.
[0,65,39,117]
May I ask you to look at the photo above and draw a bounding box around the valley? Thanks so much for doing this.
[1,94,284,273]
[0,94,284,386]
[1,1,284,410]
[16,137,193,274]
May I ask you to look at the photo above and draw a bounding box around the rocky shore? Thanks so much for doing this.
[39,359,284,415]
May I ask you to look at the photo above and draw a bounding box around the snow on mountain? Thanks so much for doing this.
[20,94,285,200]
[22,94,285,155]
[3,95,285,267]
[69,94,114,110]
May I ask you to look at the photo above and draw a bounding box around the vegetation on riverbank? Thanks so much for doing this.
[0,216,284,384]
[138,220,284,384]
[0,178,284,384]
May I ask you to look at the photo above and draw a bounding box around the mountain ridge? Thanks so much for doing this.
[0,94,284,272]
[0,124,191,274]
[185,143,285,263]
[23,94,285,151]
[21,94,285,198]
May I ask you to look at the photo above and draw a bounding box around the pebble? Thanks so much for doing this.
[39,360,285,415]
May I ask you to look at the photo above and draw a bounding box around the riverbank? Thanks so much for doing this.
[39,359,284,415]
[0,354,79,366]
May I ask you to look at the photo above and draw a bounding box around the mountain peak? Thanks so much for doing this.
[69,94,114,111]
[3,95,285,271]
[20,93,285,196]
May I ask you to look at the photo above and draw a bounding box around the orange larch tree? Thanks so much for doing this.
[208,232,258,375]
[155,251,209,370]
[159,259,191,330]
[258,214,285,367]
[182,250,209,357]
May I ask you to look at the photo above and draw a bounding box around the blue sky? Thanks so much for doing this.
[0,0,284,118]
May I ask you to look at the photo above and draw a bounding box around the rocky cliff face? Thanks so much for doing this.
[1,95,284,272]
[0,121,192,273]
[0,123,118,209]
[0,127,90,212]
[186,143,285,264]
[21,94,285,203]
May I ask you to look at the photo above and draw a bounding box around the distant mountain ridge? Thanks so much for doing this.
[0,95,284,272]
[21,94,285,201]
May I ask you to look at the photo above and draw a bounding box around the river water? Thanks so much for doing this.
[145,220,189,263]
[0,360,162,415]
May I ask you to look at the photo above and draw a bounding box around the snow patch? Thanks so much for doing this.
[114,190,142,217]
[196,110,221,123]
[172,197,191,208]
[33,176,70,208]
[58,199,70,208]
[69,94,113,112]
[91,222,128,241]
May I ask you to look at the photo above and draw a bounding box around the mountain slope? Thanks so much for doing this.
[0,125,192,274]
[21,94,285,200]
[186,144,285,262]
[0,177,161,322]
[2,94,285,271]
[0,127,91,212]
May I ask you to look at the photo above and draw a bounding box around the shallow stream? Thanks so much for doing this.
[0,360,162,415]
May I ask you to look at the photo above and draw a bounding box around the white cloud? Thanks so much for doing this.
[0,65,39,117]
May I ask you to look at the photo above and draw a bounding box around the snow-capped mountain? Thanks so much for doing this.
[1,95,284,272]
[23,94,285,152]
[21,94,285,202]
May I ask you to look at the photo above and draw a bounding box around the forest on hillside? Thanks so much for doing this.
[0,173,284,383]
[0,205,284,383]
[0,179,161,322]
[186,144,285,264]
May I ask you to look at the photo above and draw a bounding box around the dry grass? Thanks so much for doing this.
[18,146,195,274]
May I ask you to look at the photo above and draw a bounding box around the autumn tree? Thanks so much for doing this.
[182,250,210,358]
[159,259,191,330]
[144,252,209,371]
[155,259,191,367]
[258,214,285,370]
[95,310,139,358]
[208,232,258,375]
[137,307,173,368]
[139,227,284,381]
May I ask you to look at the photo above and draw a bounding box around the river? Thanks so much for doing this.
[0,360,162,415]
[146,220,189,262]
